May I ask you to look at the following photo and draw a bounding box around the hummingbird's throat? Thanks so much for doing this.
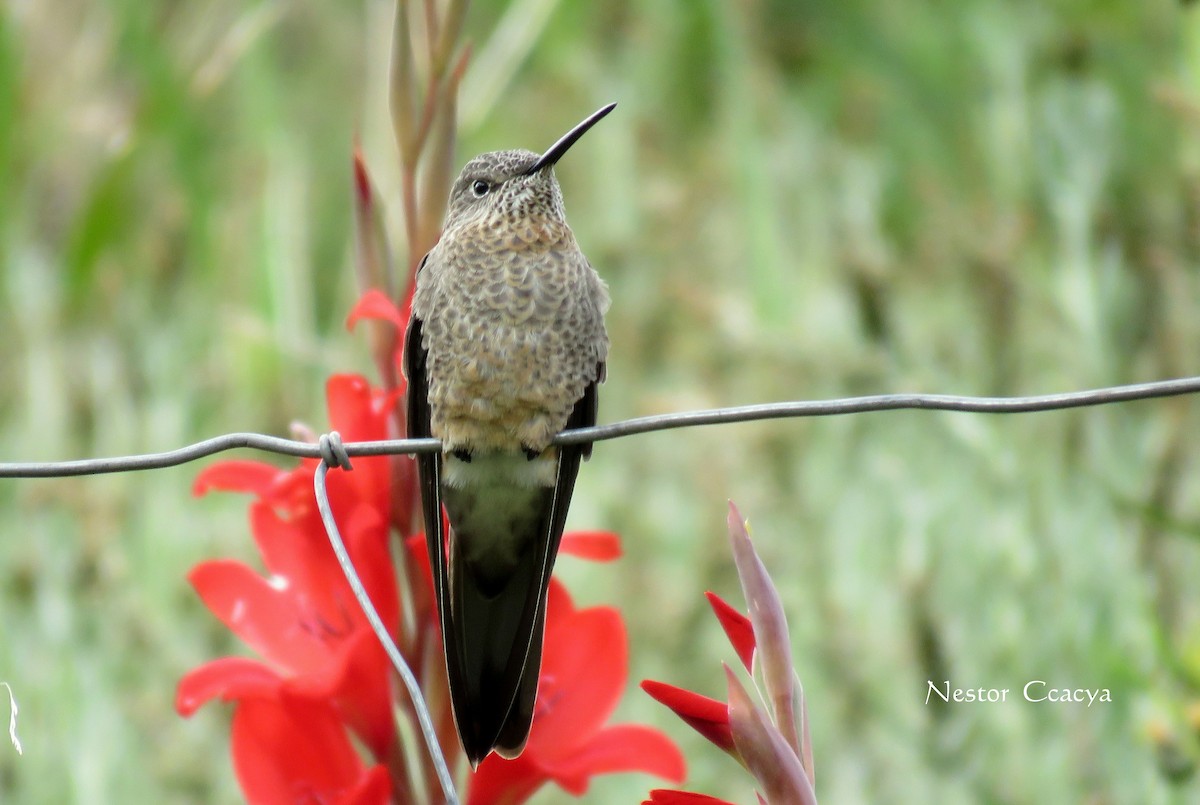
[475,215,571,254]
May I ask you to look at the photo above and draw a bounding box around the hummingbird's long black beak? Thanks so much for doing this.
[524,103,617,175]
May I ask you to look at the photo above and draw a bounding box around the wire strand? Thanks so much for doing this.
[313,449,460,805]
[2,376,1199,477]
[5,376,1199,794]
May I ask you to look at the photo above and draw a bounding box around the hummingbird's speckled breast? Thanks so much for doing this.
[412,214,609,454]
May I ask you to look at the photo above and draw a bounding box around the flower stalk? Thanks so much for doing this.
[643,503,817,805]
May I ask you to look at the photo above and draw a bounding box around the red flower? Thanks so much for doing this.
[178,375,402,785]
[232,689,390,805]
[642,503,818,805]
[178,640,394,804]
[346,287,412,336]
[640,680,735,754]
[181,366,682,803]
[191,374,399,532]
[704,592,755,674]
[558,530,624,561]
[346,287,415,397]
[643,791,740,805]
[639,593,747,759]
[468,581,686,805]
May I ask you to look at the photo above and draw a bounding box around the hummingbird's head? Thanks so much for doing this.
[443,149,560,231]
[442,103,616,233]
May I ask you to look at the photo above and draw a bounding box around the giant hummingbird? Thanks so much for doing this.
[404,104,614,765]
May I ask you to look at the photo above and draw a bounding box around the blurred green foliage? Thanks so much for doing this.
[4,0,1200,802]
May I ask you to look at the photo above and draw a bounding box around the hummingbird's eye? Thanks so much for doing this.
[471,179,490,198]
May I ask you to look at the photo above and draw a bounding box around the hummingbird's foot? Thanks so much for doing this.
[451,448,473,463]
[522,446,542,461]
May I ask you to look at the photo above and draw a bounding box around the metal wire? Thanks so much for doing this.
[3,376,1199,795]
[3,376,1199,477]
[312,436,459,805]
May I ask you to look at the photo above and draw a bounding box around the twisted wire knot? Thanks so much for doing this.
[318,431,353,471]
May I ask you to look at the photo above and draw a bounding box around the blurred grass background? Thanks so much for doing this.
[3,0,1200,801]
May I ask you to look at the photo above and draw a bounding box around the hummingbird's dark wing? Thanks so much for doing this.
[404,302,465,764]
[404,255,440,582]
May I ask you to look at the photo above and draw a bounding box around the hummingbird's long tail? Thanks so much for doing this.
[435,395,590,765]
[442,469,568,763]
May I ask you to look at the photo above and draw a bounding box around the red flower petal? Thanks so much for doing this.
[231,695,390,805]
[468,752,543,805]
[340,505,401,631]
[640,680,735,753]
[188,559,329,672]
[324,374,398,517]
[246,501,321,589]
[559,530,623,561]
[524,585,626,755]
[345,288,408,331]
[341,766,392,805]
[325,374,396,440]
[175,657,282,716]
[547,724,686,794]
[705,591,756,674]
[193,461,284,498]
[643,791,739,805]
[246,498,398,639]
[286,629,395,760]
[470,724,684,804]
